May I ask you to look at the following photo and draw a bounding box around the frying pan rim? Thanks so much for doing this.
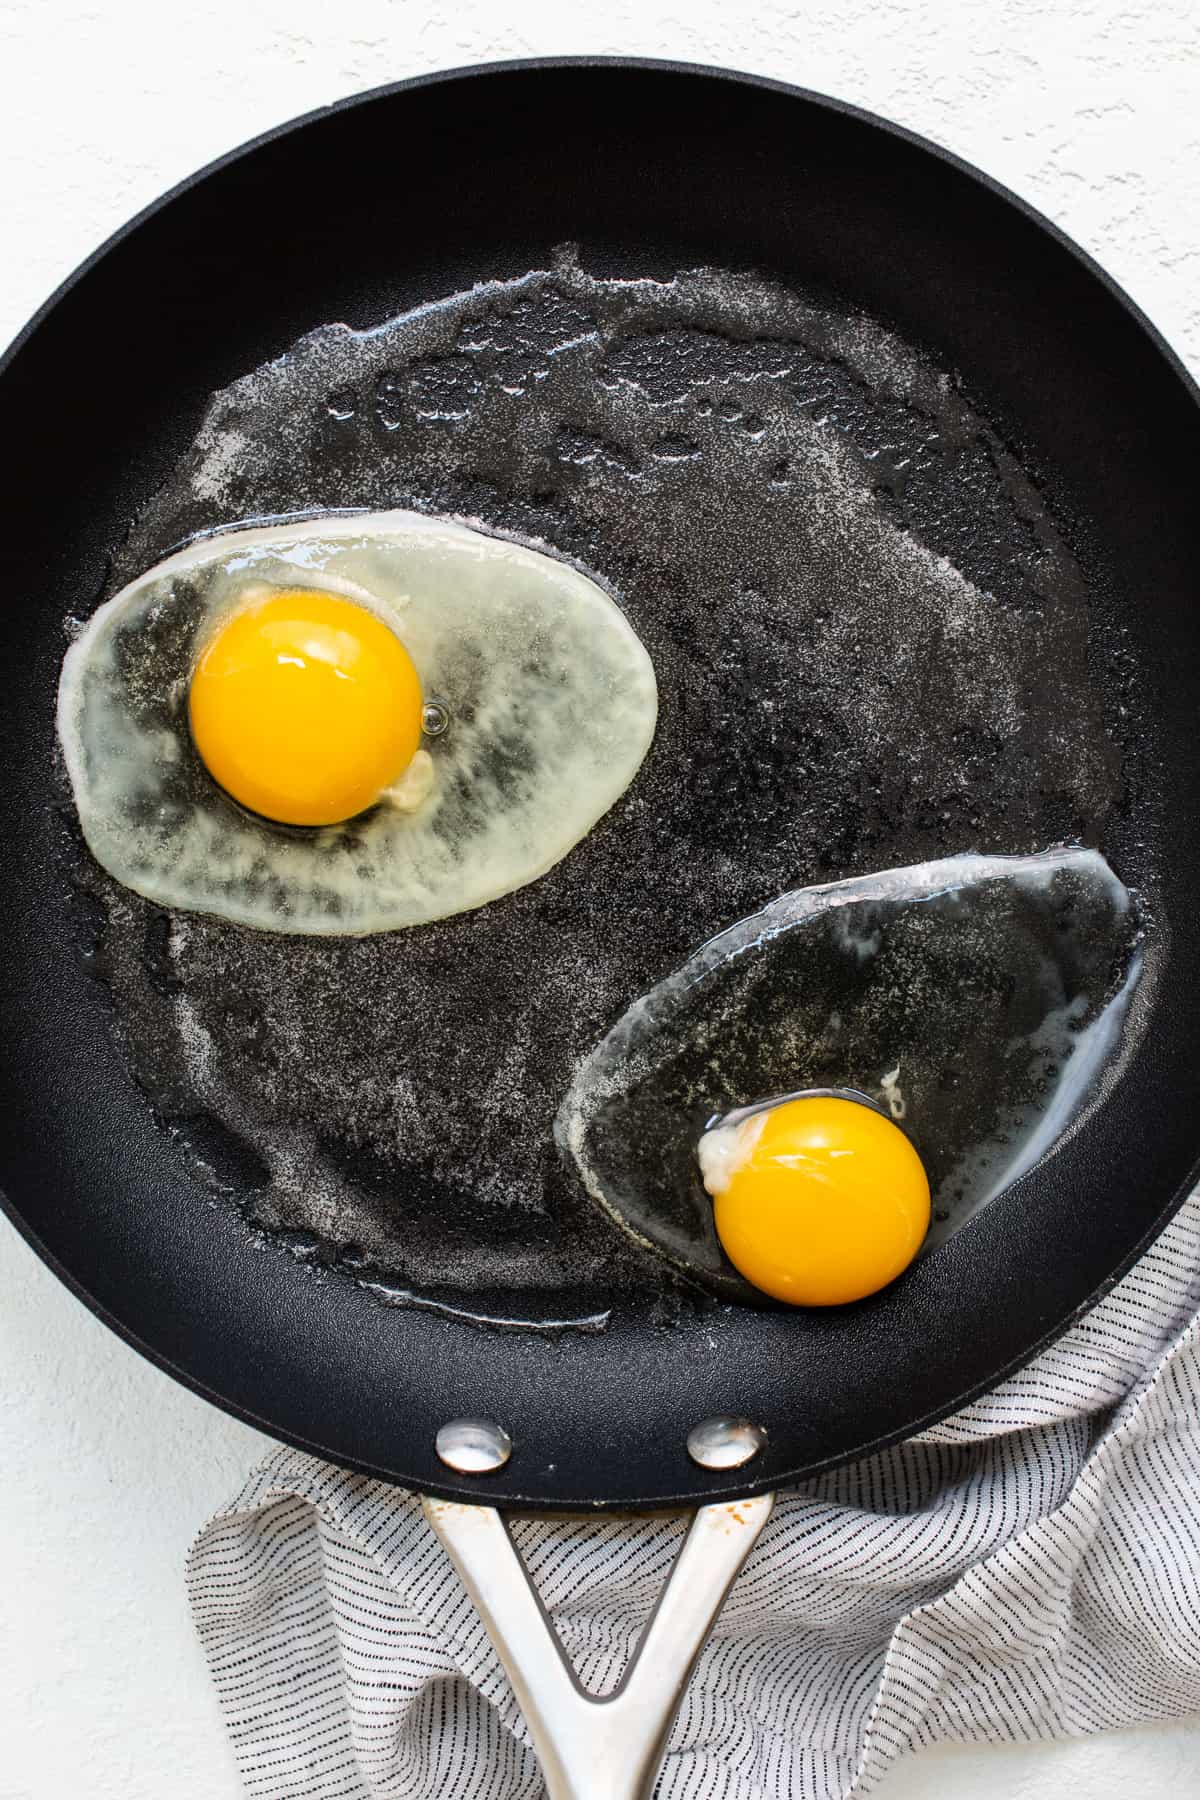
[3,54,1199,1509]
[4,1159,1198,1511]
[3,53,1198,417]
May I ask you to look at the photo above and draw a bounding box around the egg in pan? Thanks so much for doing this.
[58,511,659,934]
[557,848,1144,1306]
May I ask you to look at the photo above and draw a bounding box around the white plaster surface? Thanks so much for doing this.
[2,4,1199,1796]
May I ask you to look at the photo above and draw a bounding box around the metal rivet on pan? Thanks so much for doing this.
[687,1416,767,1471]
[422,700,450,737]
[436,1418,513,1474]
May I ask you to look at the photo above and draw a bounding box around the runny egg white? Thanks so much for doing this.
[556,849,1144,1305]
[57,511,659,934]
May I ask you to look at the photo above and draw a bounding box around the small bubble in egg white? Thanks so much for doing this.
[325,387,357,420]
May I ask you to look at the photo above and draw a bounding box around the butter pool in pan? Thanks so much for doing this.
[67,255,1150,1322]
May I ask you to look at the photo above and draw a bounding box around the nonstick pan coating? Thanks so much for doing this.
[2,60,1200,1509]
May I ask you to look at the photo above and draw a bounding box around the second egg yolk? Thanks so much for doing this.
[189,589,424,827]
[703,1095,931,1306]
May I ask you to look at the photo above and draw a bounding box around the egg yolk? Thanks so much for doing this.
[705,1096,930,1306]
[189,589,424,827]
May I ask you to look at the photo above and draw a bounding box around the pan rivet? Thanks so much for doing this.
[687,1416,766,1471]
[436,1418,513,1474]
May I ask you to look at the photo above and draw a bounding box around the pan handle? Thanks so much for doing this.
[423,1492,775,1800]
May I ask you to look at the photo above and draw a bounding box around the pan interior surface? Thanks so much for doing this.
[2,61,1200,1507]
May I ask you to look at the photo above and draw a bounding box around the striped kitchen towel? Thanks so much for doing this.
[188,1187,1200,1799]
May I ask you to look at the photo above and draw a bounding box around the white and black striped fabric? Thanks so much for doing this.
[189,1188,1200,1798]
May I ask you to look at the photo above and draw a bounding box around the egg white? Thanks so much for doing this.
[555,848,1144,1293]
[58,511,658,934]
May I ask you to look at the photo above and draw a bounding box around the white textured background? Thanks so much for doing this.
[2,4,1199,1797]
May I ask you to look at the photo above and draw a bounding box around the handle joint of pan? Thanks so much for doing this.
[422,1490,775,1800]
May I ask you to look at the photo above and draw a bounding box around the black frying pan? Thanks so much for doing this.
[2,59,1200,1517]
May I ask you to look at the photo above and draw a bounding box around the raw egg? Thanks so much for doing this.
[556,850,1142,1302]
[699,1095,930,1305]
[57,510,658,934]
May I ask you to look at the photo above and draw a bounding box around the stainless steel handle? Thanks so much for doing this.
[423,1492,775,1800]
